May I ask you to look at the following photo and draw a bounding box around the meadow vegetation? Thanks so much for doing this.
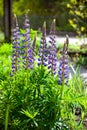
[0,15,87,130]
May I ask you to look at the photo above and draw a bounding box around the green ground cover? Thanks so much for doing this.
[0,42,87,130]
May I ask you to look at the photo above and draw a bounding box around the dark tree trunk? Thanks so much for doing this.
[3,0,12,42]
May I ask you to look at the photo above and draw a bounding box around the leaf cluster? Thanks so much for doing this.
[0,66,87,130]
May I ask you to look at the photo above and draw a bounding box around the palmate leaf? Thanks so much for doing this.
[21,108,38,119]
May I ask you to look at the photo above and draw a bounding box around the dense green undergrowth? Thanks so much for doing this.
[0,67,87,130]
[0,43,87,130]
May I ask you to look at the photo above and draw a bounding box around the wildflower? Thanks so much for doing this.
[11,15,20,75]
[48,19,57,75]
[38,22,47,66]
[22,14,33,69]
[32,35,36,64]
[58,35,69,85]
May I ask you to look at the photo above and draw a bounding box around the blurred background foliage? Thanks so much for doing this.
[0,0,87,35]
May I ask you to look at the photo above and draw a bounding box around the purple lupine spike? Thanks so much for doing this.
[58,35,69,85]
[22,14,34,69]
[11,15,20,76]
[38,21,47,67]
[48,19,57,75]
[32,35,36,63]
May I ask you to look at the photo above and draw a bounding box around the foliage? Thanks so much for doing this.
[0,43,12,56]
[20,28,37,41]
[13,0,70,17]
[0,0,87,33]
[12,0,74,31]
[13,0,87,34]
[75,56,87,66]
[0,31,4,42]
[0,44,12,81]
[0,29,87,130]
[68,0,87,35]
[0,66,87,130]
[0,14,87,130]
[0,0,3,16]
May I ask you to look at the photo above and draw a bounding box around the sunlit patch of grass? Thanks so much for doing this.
[0,32,4,42]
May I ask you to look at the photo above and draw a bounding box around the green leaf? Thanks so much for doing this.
[21,109,38,119]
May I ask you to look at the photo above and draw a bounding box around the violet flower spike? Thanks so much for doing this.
[32,35,36,64]
[11,15,20,76]
[38,21,47,67]
[48,19,57,75]
[58,35,69,85]
[22,14,33,69]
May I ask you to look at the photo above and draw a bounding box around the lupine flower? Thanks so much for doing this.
[22,14,33,69]
[32,35,36,64]
[38,22,47,66]
[58,35,69,85]
[48,19,57,75]
[11,15,20,75]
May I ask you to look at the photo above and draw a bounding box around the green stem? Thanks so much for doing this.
[60,83,64,117]
[5,104,10,130]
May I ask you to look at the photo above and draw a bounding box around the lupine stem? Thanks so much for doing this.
[58,35,69,85]
[32,35,36,65]
[22,14,34,69]
[11,15,20,76]
[48,19,57,75]
[38,21,47,68]
[5,104,9,130]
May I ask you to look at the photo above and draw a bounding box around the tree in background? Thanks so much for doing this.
[13,0,58,15]
[0,0,86,35]
[13,0,73,31]
[68,0,87,36]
